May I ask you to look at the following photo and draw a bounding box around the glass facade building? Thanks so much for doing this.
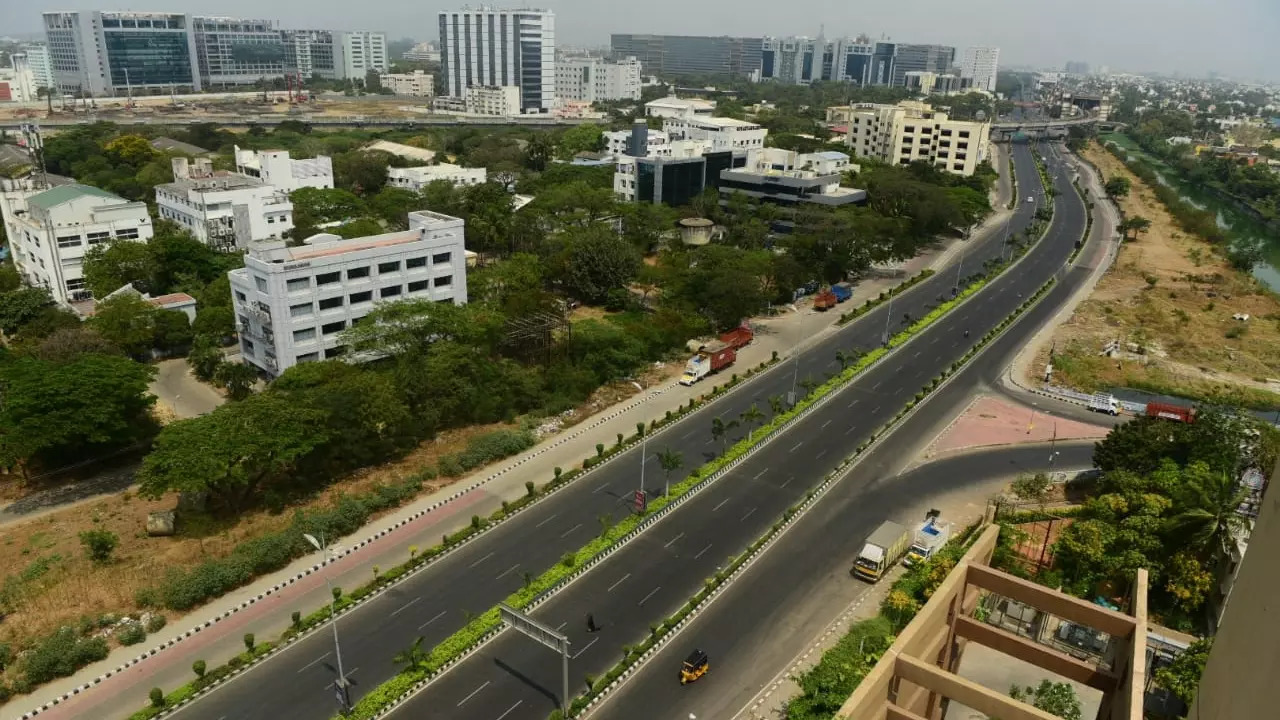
[103,30,197,88]
[610,34,762,78]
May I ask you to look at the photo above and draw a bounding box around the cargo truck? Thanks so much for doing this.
[1145,401,1196,424]
[813,289,837,311]
[718,325,754,350]
[903,510,952,567]
[832,282,853,303]
[678,341,736,386]
[852,520,911,582]
[1087,393,1120,416]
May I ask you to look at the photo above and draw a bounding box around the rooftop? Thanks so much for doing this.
[365,140,437,163]
[27,183,124,210]
[158,172,269,194]
[683,116,758,129]
[150,137,211,156]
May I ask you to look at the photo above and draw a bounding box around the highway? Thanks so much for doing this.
[169,142,1057,720]
[596,442,1097,720]
[374,142,1088,719]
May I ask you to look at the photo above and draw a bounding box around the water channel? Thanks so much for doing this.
[1100,132,1280,291]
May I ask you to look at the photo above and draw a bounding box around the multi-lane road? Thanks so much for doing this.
[168,141,1072,720]
[364,143,1090,719]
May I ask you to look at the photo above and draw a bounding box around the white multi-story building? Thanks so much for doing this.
[604,128,670,157]
[402,42,440,63]
[228,210,468,376]
[381,70,434,97]
[20,44,55,93]
[958,46,999,93]
[281,29,338,79]
[555,55,641,103]
[388,164,487,190]
[155,158,293,251]
[464,85,521,116]
[0,182,153,305]
[438,7,555,113]
[338,31,388,81]
[664,115,767,154]
[844,100,991,176]
[233,146,333,192]
[644,96,714,119]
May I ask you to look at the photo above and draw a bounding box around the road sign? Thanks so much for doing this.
[633,489,647,513]
[499,604,570,710]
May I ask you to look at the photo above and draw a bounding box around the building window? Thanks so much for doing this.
[432,252,451,265]
[347,266,370,280]
[235,290,248,303]
[243,339,256,352]
[293,327,316,342]
[316,271,341,286]
[290,302,313,318]
[959,130,970,138]
[378,260,400,274]
[115,227,140,240]
[57,235,82,248]
[325,345,347,358]
[381,285,402,298]
[406,256,427,269]
[322,320,346,335]
[286,277,310,292]
[254,276,268,292]
[86,231,111,245]
[957,141,969,150]
[349,290,373,304]
[319,296,343,310]
[296,352,319,363]
[953,163,964,171]
[407,279,429,293]
[433,275,452,288]
[65,277,86,291]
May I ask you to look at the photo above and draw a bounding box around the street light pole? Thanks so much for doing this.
[881,294,894,347]
[304,533,350,713]
[638,434,647,496]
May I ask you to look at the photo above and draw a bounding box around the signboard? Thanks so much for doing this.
[633,490,647,513]
[498,603,568,654]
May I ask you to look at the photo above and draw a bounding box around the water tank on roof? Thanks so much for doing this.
[678,217,714,246]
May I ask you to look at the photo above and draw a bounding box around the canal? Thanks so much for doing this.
[1100,132,1280,291]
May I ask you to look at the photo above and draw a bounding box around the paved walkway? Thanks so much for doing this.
[12,150,1018,720]
[149,358,225,420]
[920,395,1108,461]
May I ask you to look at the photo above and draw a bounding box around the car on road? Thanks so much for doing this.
[1026,196,1035,203]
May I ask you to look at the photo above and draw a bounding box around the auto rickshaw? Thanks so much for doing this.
[680,648,709,685]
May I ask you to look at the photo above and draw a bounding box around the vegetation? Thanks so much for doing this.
[1154,636,1211,705]
[1009,680,1083,720]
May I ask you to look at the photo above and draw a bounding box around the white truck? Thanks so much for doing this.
[852,521,911,582]
[903,510,953,567]
[1087,393,1120,416]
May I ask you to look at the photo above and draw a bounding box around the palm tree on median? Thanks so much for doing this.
[710,416,739,456]
[393,636,427,671]
[768,394,785,418]
[656,447,683,497]
[739,403,765,440]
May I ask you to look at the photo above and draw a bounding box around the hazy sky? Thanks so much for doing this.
[7,0,1279,82]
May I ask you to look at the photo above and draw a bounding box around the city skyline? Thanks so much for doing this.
[6,0,1279,82]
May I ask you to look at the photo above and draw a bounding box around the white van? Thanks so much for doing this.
[1088,393,1120,415]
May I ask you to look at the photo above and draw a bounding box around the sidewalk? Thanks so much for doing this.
[13,155,1017,720]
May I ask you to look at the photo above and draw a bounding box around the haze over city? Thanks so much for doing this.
[6,0,1279,81]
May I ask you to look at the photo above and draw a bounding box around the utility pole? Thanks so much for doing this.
[303,534,350,713]
[124,68,132,105]
[638,434,647,496]
[881,294,894,346]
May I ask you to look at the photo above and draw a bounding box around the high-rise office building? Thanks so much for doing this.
[555,55,642,103]
[192,16,287,87]
[337,31,389,81]
[282,30,338,79]
[890,43,955,87]
[438,8,555,113]
[958,46,999,93]
[843,100,991,176]
[43,11,202,97]
[610,34,762,78]
[17,44,55,92]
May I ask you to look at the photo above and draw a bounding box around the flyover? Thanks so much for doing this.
[160,144,1055,720]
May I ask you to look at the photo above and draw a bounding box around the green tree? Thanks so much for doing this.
[1121,215,1152,240]
[334,217,384,239]
[1104,176,1131,198]
[1010,472,1052,506]
[152,309,194,354]
[79,529,119,564]
[333,150,392,195]
[0,262,20,293]
[1163,551,1214,613]
[368,187,421,228]
[524,133,554,171]
[1009,679,1082,720]
[1154,637,1211,705]
[556,226,642,304]
[213,361,258,401]
[739,403,765,440]
[1166,464,1249,558]
[192,305,235,339]
[91,292,158,357]
[656,447,683,495]
[0,286,55,335]
[187,335,224,381]
[289,187,367,239]
[392,636,428,671]
[710,416,739,456]
[769,394,785,418]
[556,124,604,160]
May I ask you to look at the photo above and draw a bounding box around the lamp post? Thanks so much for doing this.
[304,533,350,713]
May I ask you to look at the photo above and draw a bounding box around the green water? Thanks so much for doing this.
[1100,133,1280,291]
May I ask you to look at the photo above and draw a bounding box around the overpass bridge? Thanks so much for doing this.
[990,115,1125,141]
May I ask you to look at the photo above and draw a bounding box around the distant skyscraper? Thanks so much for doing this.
[19,44,55,92]
[337,31,389,81]
[192,16,287,88]
[610,34,762,79]
[1065,61,1090,75]
[891,44,955,87]
[959,47,999,93]
[438,8,555,113]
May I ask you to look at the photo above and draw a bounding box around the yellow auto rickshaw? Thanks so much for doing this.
[680,648,709,685]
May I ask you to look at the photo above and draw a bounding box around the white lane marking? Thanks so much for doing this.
[638,586,661,606]
[871,381,881,390]
[495,563,520,581]
[608,573,631,592]
[296,652,330,674]
[845,424,857,435]
[593,482,611,494]
[664,532,685,549]
[390,597,422,617]
[468,551,494,569]
[789,441,803,453]
[815,450,826,460]
[560,523,582,539]
[847,399,858,408]
[821,420,832,429]
[535,513,559,529]
[740,507,757,522]
[680,428,698,441]
[418,610,447,630]
[753,469,768,480]
[912,350,921,358]
[712,498,730,512]
[572,636,600,659]
[872,405,881,414]
[457,680,490,707]
[694,543,713,559]
[495,701,523,720]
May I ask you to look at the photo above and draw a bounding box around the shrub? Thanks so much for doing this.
[150,687,165,708]
[292,610,302,628]
[243,633,255,651]
[192,660,207,679]
[20,628,110,685]
[144,614,167,633]
[134,586,160,609]
[79,529,119,564]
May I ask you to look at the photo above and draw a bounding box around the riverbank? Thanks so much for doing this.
[1031,139,1280,410]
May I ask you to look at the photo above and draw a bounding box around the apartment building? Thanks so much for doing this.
[554,55,641,103]
[0,182,152,305]
[959,46,1000,93]
[43,11,202,97]
[337,31,388,80]
[438,7,555,113]
[664,115,767,154]
[233,146,333,192]
[387,164,487,190]
[381,70,434,97]
[228,210,468,376]
[464,85,521,116]
[19,44,55,92]
[844,100,991,176]
[718,149,865,207]
[609,34,761,78]
[155,158,293,251]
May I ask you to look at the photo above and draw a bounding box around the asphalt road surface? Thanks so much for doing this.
[171,142,1062,720]
[377,143,1088,720]
[595,442,1096,720]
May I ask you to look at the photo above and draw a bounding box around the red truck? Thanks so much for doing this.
[679,341,736,386]
[719,325,754,350]
[813,290,837,311]
[1146,402,1196,423]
